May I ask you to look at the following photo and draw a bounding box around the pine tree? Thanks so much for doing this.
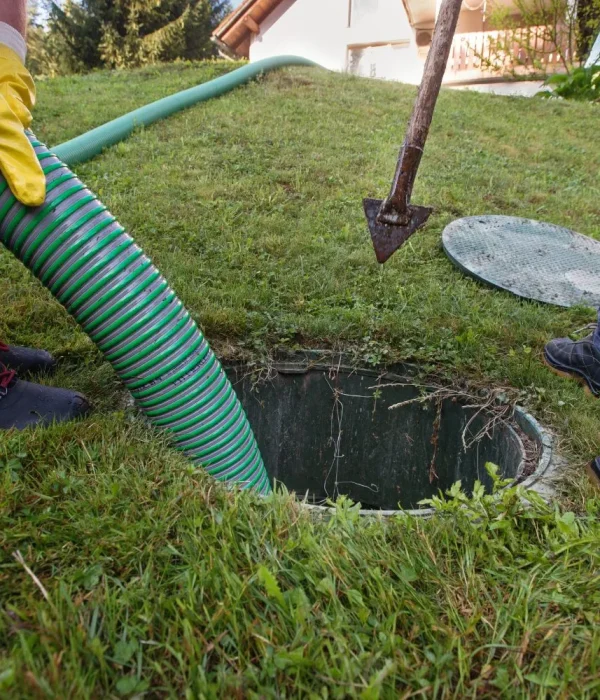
[26,0,48,75]
[46,0,231,73]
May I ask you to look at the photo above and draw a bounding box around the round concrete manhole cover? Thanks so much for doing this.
[442,215,600,307]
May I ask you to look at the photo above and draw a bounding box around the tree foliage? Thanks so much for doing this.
[578,0,600,58]
[27,0,232,75]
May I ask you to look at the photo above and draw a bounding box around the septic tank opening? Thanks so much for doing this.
[227,359,541,512]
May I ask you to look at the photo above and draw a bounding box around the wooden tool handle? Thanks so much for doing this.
[379,0,463,223]
[405,0,464,149]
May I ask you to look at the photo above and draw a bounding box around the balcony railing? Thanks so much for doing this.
[444,26,574,80]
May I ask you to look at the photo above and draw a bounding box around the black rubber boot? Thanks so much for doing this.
[588,458,600,490]
[544,336,600,397]
[0,342,56,375]
[0,366,91,430]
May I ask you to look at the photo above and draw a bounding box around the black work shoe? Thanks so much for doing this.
[0,342,56,375]
[588,458,600,490]
[544,336,600,397]
[0,366,91,430]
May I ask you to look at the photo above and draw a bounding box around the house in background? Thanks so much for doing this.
[212,0,568,86]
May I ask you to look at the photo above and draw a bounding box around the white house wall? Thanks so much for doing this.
[250,0,350,71]
[347,0,413,46]
[249,0,423,83]
[246,0,516,84]
[347,0,423,83]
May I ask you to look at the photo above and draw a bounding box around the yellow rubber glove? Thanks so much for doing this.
[0,45,45,207]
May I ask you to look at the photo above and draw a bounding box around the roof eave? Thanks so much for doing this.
[213,0,260,40]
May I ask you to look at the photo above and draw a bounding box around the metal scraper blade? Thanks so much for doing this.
[363,198,433,264]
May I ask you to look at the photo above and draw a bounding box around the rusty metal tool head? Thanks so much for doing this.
[363,197,432,264]
[364,143,433,263]
[364,0,463,263]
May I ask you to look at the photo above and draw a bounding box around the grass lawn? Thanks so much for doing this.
[1,61,600,697]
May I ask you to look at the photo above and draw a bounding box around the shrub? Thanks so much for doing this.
[538,64,600,101]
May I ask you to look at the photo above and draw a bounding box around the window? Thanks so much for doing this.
[348,0,379,27]
[353,0,379,22]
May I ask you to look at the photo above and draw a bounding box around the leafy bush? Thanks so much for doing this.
[538,65,600,101]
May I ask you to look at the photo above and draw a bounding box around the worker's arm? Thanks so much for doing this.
[0,0,45,206]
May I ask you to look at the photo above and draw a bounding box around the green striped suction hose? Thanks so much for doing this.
[1,134,269,493]
[1,57,321,494]
[53,56,318,165]
[0,56,324,494]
